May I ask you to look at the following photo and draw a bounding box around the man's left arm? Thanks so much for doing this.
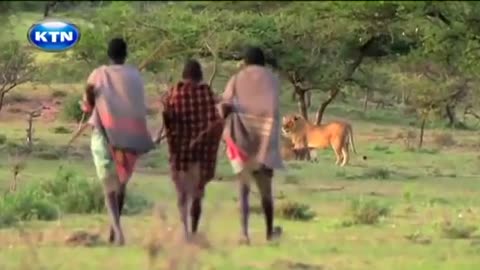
[153,89,173,144]
[80,69,99,114]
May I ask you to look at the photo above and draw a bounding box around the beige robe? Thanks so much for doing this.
[220,65,284,170]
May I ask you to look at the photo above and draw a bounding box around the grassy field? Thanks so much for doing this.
[1,10,479,270]
[1,93,480,270]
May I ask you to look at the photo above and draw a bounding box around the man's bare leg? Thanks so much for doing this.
[104,189,125,246]
[190,197,202,234]
[177,190,190,240]
[238,174,251,245]
[109,183,126,243]
[253,167,276,241]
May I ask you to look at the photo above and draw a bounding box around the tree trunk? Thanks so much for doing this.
[295,89,311,161]
[306,91,312,108]
[315,87,340,125]
[44,2,57,18]
[0,92,5,113]
[418,116,427,149]
[297,90,308,120]
[26,115,34,152]
[363,88,369,112]
[291,90,297,102]
[445,104,456,127]
[314,49,365,126]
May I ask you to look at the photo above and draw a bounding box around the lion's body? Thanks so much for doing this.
[281,137,301,161]
[282,114,357,166]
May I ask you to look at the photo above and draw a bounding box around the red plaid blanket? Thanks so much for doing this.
[163,80,223,182]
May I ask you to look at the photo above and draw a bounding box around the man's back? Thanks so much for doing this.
[89,64,147,119]
[87,64,153,154]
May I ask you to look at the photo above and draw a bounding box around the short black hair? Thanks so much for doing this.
[243,46,265,66]
[107,38,127,62]
[182,59,203,82]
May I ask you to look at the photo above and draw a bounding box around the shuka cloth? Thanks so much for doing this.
[163,80,223,184]
[225,136,248,174]
[83,64,154,155]
[82,64,154,187]
[219,65,284,173]
[91,129,138,191]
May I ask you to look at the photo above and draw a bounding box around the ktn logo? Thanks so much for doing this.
[27,19,81,52]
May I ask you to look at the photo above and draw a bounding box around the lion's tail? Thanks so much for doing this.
[348,125,357,154]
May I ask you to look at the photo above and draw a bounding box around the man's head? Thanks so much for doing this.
[182,59,203,82]
[243,46,265,67]
[108,38,127,64]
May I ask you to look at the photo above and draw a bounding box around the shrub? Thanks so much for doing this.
[51,126,71,134]
[0,167,152,227]
[362,167,391,180]
[51,90,67,98]
[276,201,316,221]
[41,168,105,214]
[123,193,152,215]
[349,198,390,225]
[0,134,6,145]
[440,220,477,239]
[372,145,389,152]
[0,188,59,228]
[61,94,88,122]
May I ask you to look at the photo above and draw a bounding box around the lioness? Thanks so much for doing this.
[282,114,358,166]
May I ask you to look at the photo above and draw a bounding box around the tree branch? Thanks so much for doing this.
[204,40,218,87]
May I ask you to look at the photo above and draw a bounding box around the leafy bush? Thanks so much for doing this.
[276,201,316,221]
[440,220,477,239]
[51,126,72,134]
[123,193,152,215]
[0,188,59,228]
[41,168,105,214]
[349,198,390,225]
[362,167,391,180]
[0,167,151,227]
[61,94,88,122]
[51,90,67,98]
[346,167,392,181]
[0,134,6,145]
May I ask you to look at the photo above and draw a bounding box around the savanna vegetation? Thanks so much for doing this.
[1,1,480,270]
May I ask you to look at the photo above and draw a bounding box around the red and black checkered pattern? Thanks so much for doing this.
[163,80,223,183]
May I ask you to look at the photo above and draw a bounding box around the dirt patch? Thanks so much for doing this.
[0,95,62,123]
[272,260,324,270]
[1,93,162,124]
[64,230,105,247]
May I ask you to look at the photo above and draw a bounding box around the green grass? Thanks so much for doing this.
[1,109,480,270]
[1,11,480,269]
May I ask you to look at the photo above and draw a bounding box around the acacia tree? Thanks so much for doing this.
[67,2,219,73]
[392,59,470,148]
[269,1,412,125]
[396,1,480,128]
[348,67,395,112]
[0,40,36,113]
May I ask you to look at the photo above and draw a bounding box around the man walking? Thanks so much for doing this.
[161,59,223,240]
[81,37,154,245]
[219,46,284,244]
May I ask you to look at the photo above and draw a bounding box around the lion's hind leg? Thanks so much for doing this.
[309,148,318,163]
[331,144,342,166]
[340,143,349,167]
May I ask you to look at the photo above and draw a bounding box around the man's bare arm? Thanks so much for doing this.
[80,84,96,113]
